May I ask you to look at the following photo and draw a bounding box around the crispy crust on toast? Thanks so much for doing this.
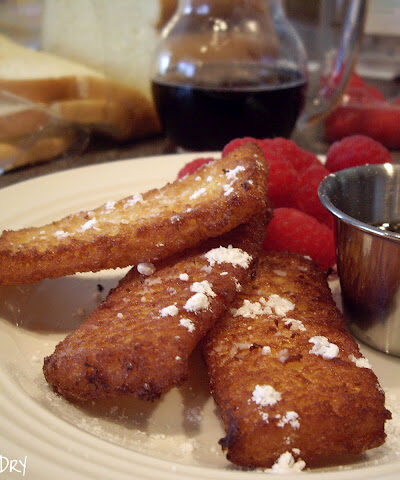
[0,143,268,285]
[43,213,270,402]
[203,251,391,468]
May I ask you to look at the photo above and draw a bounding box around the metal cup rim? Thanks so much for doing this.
[318,163,400,243]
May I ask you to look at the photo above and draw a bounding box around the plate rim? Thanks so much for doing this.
[0,152,399,480]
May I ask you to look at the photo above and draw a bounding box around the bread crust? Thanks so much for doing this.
[0,107,48,141]
[51,96,159,140]
[203,251,391,468]
[0,143,268,285]
[43,213,269,402]
[0,130,77,172]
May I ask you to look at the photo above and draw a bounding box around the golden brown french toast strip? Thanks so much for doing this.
[0,143,268,285]
[203,251,391,469]
[43,213,270,402]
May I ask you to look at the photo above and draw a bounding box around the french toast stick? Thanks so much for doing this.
[43,212,270,402]
[0,143,268,285]
[203,251,391,469]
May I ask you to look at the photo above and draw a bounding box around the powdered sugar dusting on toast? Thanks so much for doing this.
[184,293,210,312]
[205,246,252,269]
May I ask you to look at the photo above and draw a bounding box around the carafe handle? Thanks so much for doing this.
[298,0,368,128]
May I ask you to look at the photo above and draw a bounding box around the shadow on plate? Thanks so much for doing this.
[73,346,213,438]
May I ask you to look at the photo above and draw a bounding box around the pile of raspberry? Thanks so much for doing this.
[325,72,400,149]
[177,135,392,271]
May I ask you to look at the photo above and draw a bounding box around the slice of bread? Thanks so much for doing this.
[0,33,161,141]
[50,97,158,141]
[0,104,48,141]
[203,251,390,468]
[0,143,269,285]
[0,33,103,103]
[41,0,177,101]
[43,213,268,402]
[0,131,76,173]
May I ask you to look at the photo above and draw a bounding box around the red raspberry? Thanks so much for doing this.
[177,157,215,179]
[221,137,321,208]
[259,137,320,172]
[347,72,365,88]
[326,135,392,173]
[293,164,333,228]
[363,107,400,150]
[222,137,260,157]
[267,157,297,208]
[263,208,336,271]
[324,85,385,142]
[324,106,363,141]
[222,137,320,173]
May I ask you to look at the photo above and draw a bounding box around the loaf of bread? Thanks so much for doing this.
[0,32,161,139]
[0,1,177,170]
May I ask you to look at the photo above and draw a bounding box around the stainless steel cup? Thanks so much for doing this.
[319,163,400,357]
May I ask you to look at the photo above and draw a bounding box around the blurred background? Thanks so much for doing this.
[286,0,400,153]
[0,0,399,182]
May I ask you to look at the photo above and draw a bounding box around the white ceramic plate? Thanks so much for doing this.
[0,153,399,480]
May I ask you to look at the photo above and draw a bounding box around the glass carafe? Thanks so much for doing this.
[151,0,367,151]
